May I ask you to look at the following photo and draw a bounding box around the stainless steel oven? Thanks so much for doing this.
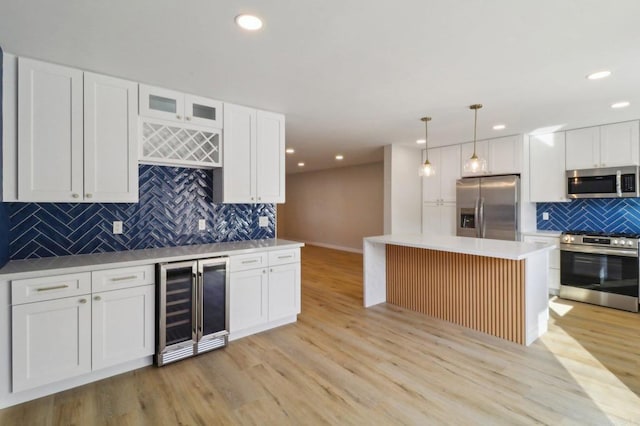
[559,231,639,312]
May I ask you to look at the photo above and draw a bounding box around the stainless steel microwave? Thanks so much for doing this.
[566,166,640,198]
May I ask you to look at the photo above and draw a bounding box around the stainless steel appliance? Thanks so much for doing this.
[566,166,639,199]
[456,175,519,241]
[156,257,229,366]
[560,231,639,312]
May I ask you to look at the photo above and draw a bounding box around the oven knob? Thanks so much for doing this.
[570,237,575,242]
[614,239,619,245]
[628,241,634,247]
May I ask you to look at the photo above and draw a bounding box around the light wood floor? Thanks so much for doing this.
[2,245,640,425]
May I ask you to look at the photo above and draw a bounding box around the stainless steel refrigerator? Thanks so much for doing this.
[456,175,520,241]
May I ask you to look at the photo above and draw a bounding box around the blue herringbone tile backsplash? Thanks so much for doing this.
[537,198,640,233]
[8,165,275,260]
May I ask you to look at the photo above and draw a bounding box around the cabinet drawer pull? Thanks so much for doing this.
[72,193,79,199]
[36,284,69,292]
[94,296,102,301]
[79,298,87,304]
[241,259,259,264]
[110,275,137,282]
[277,255,293,260]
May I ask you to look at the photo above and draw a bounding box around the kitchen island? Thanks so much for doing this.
[364,234,555,345]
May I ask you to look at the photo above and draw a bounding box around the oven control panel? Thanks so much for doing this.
[561,233,639,249]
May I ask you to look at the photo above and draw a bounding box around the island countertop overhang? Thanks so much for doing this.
[364,234,556,260]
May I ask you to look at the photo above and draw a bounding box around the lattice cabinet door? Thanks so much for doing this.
[140,118,222,168]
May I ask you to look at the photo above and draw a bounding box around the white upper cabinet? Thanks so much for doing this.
[529,132,568,202]
[600,121,640,167]
[422,145,460,203]
[460,136,522,176]
[565,121,639,170]
[139,84,222,128]
[17,57,138,202]
[84,72,138,202]
[213,103,285,204]
[256,110,286,203]
[18,58,84,202]
[488,135,522,175]
[565,126,600,170]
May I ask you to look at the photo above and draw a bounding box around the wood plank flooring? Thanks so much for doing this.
[2,244,640,424]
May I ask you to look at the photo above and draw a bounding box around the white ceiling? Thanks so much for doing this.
[1,1,640,173]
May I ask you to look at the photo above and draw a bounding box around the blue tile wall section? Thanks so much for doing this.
[537,198,640,233]
[0,46,9,267]
[8,165,275,260]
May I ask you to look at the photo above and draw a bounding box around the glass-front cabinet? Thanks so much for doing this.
[139,84,222,128]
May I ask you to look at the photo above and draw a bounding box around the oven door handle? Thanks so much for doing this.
[616,170,622,197]
[560,245,639,257]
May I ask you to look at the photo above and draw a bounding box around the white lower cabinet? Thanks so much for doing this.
[229,249,301,339]
[12,295,92,393]
[229,268,268,332]
[92,285,155,371]
[11,268,155,393]
[523,235,560,294]
[422,202,456,236]
[268,263,301,321]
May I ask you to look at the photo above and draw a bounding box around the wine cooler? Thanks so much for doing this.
[156,257,229,366]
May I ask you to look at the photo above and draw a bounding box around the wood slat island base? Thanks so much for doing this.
[386,245,525,344]
[364,234,555,345]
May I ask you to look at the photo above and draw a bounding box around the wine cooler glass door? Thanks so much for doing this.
[159,261,197,351]
[198,258,229,339]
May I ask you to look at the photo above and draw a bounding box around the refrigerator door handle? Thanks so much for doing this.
[473,198,480,238]
[478,197,485,238]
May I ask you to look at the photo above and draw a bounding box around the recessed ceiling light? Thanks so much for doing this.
[416,139,426,144]
[235,14,263,31]
[285,148,295,154]
[611,101,630,109]
[586,70,611,80]
[297,162,305,167]
[493,124,506,130]
[335,154,344,160]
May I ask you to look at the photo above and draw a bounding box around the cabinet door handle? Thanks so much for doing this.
[258,197,262,201]
[241,259,258,264]
[72,193,79,199]
[176,114,182,119]
[79,298,87,304]
[251,197,255,201]
[270,268,273,273]
[85,193,92,198]
[110,275,137,282]
[36,284,69,292]
[186,116,192,121]
[94,295,101,301]
[262,270,267,274]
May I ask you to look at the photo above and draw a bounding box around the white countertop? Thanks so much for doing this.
[364,234,555,260]
[0,239,304,280]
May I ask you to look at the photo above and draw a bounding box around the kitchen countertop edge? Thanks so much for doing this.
[0,239,305,280]
[365,234,555,260]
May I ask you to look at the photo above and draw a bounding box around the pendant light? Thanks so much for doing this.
[463,104,487,173]
[418,116,435,177]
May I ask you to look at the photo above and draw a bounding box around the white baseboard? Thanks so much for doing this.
[305,241,363,254]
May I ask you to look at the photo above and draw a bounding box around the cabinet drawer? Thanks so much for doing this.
[12,272,91,305]
[268,249,300,266]
[92,265,155,292]
[229,252,268,272]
